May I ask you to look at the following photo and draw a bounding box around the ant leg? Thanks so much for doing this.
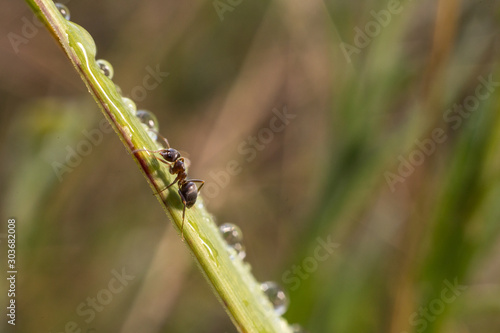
[178,188,188,241]
[133,150,174,168]
[182,205,187,241]
[154,174,180,195]
[189,179,205,193]
[166,174,181,189]
[153,156,173,167]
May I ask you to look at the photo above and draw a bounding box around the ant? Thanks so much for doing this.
[133,133,204,239]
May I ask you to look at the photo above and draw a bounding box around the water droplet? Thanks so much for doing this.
[115,84,122,95]
[96,59,114,79]
[122,97,137,114]
[66,22,96,57]
[146,130,158,141]
[260,281,289,316]
[232,242,246,260]
[200,237,218,264]
[219,223,246,259]
[219,223,243,244]
[290,324,308,333]
[55,3,70,20]
[136,109,159,132]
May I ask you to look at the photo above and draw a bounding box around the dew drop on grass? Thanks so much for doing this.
[122,97,137,114]
[146,130,158,141]
[136,110,160,140]
[219,223,243,244]
[219,223,246,259]
[96,59,114,79]
[260,281,289,316]
[66,22,96,57]
[55,3,70,20]
[231,242,246,260]
[136,109,159,130]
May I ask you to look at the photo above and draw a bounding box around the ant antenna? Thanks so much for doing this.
[155,131,171,149]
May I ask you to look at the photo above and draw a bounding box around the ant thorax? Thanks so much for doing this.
[170,158,185,175]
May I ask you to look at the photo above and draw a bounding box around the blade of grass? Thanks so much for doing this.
[24,1,291,332]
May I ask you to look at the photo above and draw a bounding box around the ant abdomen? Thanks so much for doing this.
[181,182,199,208]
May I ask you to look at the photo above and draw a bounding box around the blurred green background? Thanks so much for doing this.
[2,0,500,332]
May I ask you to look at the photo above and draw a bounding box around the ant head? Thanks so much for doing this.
[160,148,180,162]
